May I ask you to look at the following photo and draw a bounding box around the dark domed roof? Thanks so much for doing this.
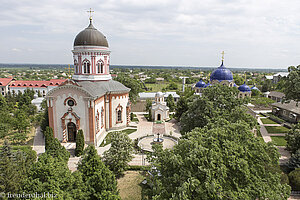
[210,61,233,82]
[74,20,109,47]
[195,79,206,88]
[238,82,251,92]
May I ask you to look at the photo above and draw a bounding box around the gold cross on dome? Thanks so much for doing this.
[87,8,94,20]
[221,51,225,62]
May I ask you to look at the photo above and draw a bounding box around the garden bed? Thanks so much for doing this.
[270,136,287,146]
[265,126,290,134]
[261,118,278,124]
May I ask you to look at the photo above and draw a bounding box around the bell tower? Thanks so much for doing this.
[72,13,111,81]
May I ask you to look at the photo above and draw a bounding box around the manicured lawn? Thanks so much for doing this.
[271,136,287,146]
[100,129,137,147]
[265,126,290,133]
[145,83,181,92]
[118,171,145,200]
[261,118,278,124]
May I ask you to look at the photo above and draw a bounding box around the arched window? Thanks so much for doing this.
[118,110,122,122]
[74,60,78,73]
[83,60,90,74]
[96,110,100,132]
[101,107,104,128]
[116,104,123,123]
[97,61,104,74]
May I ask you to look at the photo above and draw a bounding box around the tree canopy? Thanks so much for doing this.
[284,65,300,102]
[146,120,291,199]
[115,75,143,103]
[180,85,255,134]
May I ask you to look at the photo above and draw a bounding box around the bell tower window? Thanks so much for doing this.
[97,61,104,74]
[74,60,78,74]
[83,60,91,74]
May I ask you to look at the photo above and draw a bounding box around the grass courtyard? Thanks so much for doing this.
[260,118,278,124]
[265,126,290,134]
[270,136,287,146]
[100,128,137,147]
[117,171,144,200]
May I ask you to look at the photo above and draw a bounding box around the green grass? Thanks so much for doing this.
[145,83,181,92]
[118,171,145,200]
[261,118,278,124]
[271,136,287,146]
[100,129,137,147]
[265,126,290,134]
[131,118,139,122]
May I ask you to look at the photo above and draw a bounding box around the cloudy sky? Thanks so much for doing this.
[0,0,300,68]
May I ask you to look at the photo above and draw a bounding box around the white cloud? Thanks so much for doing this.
[0,0,300,68]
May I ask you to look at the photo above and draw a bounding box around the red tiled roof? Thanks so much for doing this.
[9,79,66,88]
[0,78,13,86]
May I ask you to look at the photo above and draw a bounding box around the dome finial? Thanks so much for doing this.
[221,50,225,62]
[87,8,94,23]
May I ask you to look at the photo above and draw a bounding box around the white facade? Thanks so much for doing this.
[151,92,169,121]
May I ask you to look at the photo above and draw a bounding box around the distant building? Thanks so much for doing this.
[192,56,251,98]
[273,72,289,84]
[9,79,66,97]
[0,78,14,96]
[139,92,179,102]
[151,92,169,121]
[268,91,285,102]
[156,77,164,82]
[272,101,300,123]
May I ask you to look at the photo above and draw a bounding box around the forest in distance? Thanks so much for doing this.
[0,63,288,73]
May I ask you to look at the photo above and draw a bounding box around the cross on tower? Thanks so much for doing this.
[87,8,94,21]
[221,51,225,62]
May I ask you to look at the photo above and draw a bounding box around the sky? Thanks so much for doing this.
[0,0,300,69]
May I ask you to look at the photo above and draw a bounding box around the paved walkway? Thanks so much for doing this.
[257,116,291,164]
[32,127,45,157]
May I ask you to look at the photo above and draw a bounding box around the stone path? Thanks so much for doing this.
[256,115,291,164]
[32,127,45,157]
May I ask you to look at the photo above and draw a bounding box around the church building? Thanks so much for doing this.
[46,17,131,146]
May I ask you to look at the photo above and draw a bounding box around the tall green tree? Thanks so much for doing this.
[166,94,175,112]
[288,149,300,170]
[103,132,133,177]
[180,85,254,134]
[75,129,85,157]
[285,122,300,154]
[284,65,300,102]
[78,145,120,199]
[23,153,85,199]
[146,120,291,199]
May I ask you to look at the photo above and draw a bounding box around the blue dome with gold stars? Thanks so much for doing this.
[195,79,206,88]
[238,82,251,92]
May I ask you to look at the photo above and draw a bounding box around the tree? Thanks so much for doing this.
[11,110,30,144]
[44,126,54,151]
[261,79,273,92]
[288,149,300,170]
[75,129,85,157]
[285,123,300,154]
[288,168,300,191]
[23,153,84,199]
[180,85,254,134]
[78,145,120,199]
[0,141,35,194]
[174,88,194,121]
[166,82,178,90]
[145,99,152,112]
[115,75,143,103]
[166,94,175,112]
[284,65,300,102]
[251,89,261,97]
[103,132,133,177]
[46,137,70,163]
[146,120,291,199]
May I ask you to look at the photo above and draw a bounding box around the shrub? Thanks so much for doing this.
[75,129,84,157]
[288,150,300,170]
[289,168,300,191]
[44,127,54,151]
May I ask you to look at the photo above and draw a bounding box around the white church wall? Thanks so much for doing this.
[51,88,90,142]
[111,94,128,128]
